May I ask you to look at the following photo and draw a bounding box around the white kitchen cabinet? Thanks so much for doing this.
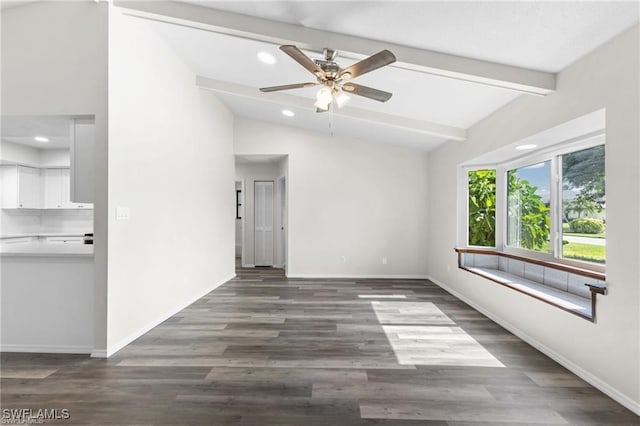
[0,165,42,209]
[43,168,93,209]
[70,119,94,204]
[63,168,92,209]
[43,168,65,209]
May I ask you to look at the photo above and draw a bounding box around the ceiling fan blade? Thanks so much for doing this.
[260,82,317,93]
[280,45,323,77]
[342,83,392,102]
[339,49,396,79]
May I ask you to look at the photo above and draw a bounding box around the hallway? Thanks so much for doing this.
[1,270,635,424]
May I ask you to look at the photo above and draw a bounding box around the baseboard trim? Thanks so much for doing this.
[241,264,255,268]
[1,344,92,355]
[91,349,108,358]
[95,273,235,359]
[287,273,429,279]
[427,275,640,416]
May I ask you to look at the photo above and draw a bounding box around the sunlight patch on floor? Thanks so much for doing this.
[357,294,407,299]
[372,301,504,367]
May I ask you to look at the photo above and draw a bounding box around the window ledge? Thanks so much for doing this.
[454,248,607,322]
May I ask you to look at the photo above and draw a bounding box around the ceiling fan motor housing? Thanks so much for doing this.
[315,59,340,80]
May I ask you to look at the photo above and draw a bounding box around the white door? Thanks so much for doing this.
[254,181,274,266]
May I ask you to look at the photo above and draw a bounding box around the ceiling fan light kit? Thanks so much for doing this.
[260,45,396,113]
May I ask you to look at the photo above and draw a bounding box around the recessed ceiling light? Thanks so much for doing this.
[257,52,276,65]
[34,136,49,142]
[281,109,295,117]
[516,144,537,150]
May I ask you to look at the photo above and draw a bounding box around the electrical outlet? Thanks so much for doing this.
[382,257,388,265]
[341,256,347,264]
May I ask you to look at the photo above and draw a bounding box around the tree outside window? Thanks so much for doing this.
[561,145,606,263]
[507,162,551,252]
[468,169,496,247]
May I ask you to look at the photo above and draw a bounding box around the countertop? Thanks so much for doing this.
[0,242,94,257]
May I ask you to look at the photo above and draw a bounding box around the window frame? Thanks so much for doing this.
[462,131,605,273]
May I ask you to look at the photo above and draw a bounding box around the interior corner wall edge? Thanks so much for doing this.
[107,11,235,352]
[1,1,109,354]
[426,24,640,411]
[234,118,430,277]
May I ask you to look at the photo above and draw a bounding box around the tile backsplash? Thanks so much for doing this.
[40,210,93,233]
[1,210,41,235]
[461,252,605,299]
[1,209,93,236]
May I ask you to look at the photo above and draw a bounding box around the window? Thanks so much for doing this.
[561,145,606,264]
[468,169,496,247]
[464,139,605,268]
[506,161,551,253]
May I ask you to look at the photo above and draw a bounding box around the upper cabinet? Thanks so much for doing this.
[44,168,92,209]
[43,168,64,208]
[1,166,92,210]
[43,168,93,209]
[70,119,94,204]
[1,165,42,209]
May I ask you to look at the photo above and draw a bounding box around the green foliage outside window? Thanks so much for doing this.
[562,145,605,221]
[569,218,605,234]
[468,169,496,247]
[507,171,551,250]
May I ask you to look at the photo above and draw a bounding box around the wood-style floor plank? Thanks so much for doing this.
[1,266,636,425]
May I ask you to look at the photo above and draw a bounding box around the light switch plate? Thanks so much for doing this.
[116,207,130,221]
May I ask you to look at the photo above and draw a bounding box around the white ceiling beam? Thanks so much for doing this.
[114,1,556,96]
[196,76,467,141]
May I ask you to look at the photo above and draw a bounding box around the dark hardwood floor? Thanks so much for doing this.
[1,266,637,425]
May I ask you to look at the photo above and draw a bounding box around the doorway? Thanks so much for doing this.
[234,154,288,271]
[254,180,274,267]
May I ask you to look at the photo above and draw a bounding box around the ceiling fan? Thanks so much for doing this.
[260,45,396,112]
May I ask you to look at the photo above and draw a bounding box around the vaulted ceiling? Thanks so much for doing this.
[116,1,638,151]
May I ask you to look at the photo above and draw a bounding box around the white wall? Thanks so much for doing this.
[40,149,71,168]
[427,26,640,413]
[235,119,430,278]
[1,1,108,352]
[0,141,70,168]
[107,12,235,355]
[0,141,40,167]
[235,160,282,267]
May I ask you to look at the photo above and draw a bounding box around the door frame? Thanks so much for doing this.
[276,175,287,269]
[254,180,275,267]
